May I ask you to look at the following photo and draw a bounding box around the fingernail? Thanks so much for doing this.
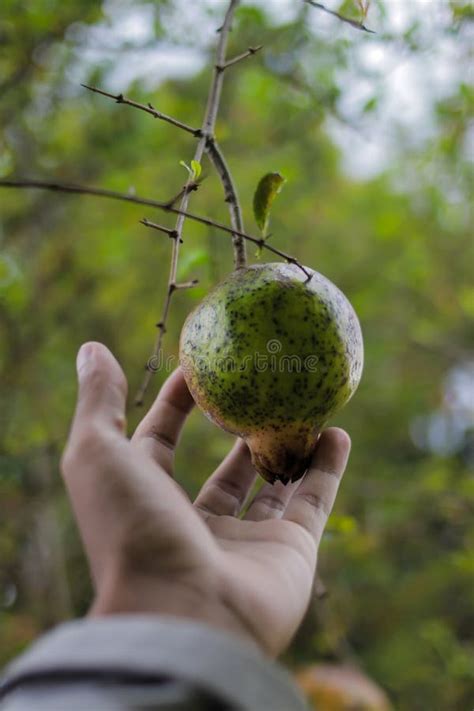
[76,343,95,375]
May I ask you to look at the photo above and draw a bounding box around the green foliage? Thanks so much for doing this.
[252,172,286,236]
[179,159,202,180]
[0,2,473,709]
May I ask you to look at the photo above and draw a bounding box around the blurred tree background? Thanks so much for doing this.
[0,1,473,709]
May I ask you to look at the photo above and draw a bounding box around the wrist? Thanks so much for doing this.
[89,572,258,651]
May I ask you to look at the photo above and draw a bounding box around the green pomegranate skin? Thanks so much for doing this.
[179,263,363,484]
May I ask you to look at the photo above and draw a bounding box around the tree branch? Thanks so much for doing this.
[0,178,311,277]
[217,45,263,71]
[82,84,247,269]
[77,2,248,402]
[303,0,375,33]
[134,0,246,404]
[199,0,247,272]
[164,181,200,208]
[82,5,253,274]
[206,138,246,269]
[81,84,201,136]
[141,218,311,278]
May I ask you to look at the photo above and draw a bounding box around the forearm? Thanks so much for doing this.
[89,572,257,652]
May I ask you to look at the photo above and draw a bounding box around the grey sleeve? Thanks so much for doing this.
[0,616,309,711]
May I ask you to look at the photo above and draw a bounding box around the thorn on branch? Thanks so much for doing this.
[174,279,199,290]
[168,281,198,294]
[219,45,263,71]
[140,218,180,241]
[147,102,161,116]
[155,322,167,332]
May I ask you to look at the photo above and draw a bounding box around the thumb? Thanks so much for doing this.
[61,343,128,585]
[72,341,128,439]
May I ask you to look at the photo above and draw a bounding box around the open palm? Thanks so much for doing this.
[62,342,350,657]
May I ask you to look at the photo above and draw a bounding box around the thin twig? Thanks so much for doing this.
[217,45,263,71]
[0,178,310,277]
[141,218,311,278]
[164,181,200,208]
[81,84,201,136]
[199,0,247,271]
[304,0,375,33]
[208,38,259,270]
[173,280,199,290]
[140,219,179,240]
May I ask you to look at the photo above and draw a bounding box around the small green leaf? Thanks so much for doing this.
[179,160,192,176]
[191,160,202,179]
[253,172,286,236]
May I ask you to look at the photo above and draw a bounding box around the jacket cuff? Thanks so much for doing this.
[0,615,308,710]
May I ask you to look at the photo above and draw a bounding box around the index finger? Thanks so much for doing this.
[283,428,351,546]
[132,368,194,471]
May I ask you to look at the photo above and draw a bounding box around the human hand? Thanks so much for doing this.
[61,342,350,657]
